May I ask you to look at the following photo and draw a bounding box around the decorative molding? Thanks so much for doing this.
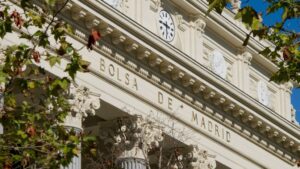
[186,145,216,169]
[150,0,161,12]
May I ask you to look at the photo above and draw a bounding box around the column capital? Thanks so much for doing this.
[99,115,164,160]
[186,145,216,169]
[64,84,101,130]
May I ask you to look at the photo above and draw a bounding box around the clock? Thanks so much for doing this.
[257,81,269,106]
[210,50,227,78]
[158,10,175,42]
[103,0,120,7]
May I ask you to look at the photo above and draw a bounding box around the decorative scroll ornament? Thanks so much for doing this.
[186,145,216,169]
[150,0,161,12]
[241,51,252,65]
[195,17,206,34]
[175,13,188,31]
[230,0,241,13]
[99,115,164,160]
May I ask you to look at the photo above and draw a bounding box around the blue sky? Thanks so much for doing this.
[240,0,300,122]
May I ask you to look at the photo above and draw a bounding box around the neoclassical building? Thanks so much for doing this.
[2,0,300,169]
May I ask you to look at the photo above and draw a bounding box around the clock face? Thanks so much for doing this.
[210,50,227,78]
[103,0,120,7]
[158,10,175,42]
[257,81,269,106]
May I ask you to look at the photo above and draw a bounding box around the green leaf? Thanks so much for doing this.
[48,56,61,67]
[259,47,272,57]
[27,81,35,89]
[282,7,289,20]
[206,0,227,15]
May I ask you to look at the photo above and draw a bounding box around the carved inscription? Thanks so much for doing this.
[100,58,138,91]
[157,91,232,143]
[97,56,232,144]
[191,111,231,143]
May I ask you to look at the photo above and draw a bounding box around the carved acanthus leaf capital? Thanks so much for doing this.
[186,145,216,169]
[68,84,101,119]
[99,115,164,160]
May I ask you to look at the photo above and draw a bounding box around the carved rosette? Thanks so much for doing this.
[186,145,216,169]
[65,84,101,130]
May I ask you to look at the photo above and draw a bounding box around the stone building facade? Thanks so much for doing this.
[2,0,300,169]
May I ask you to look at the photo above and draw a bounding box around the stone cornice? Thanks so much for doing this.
[32,0,300,164]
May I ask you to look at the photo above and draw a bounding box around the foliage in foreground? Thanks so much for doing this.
[0,0,97,168]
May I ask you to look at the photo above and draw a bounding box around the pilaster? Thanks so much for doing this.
[193,16,206,64]
[281,82,293,121]
[236,50,252,92]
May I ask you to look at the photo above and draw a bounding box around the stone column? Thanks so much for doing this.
[62,84,101,169]
[186,145,217,169]
[99,115,164,169]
